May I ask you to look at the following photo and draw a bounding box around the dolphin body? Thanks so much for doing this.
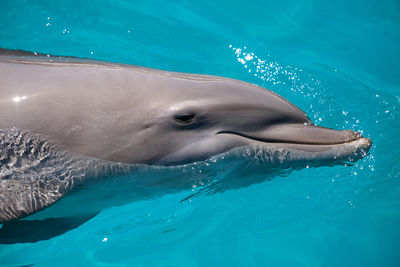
[0,49,372,227]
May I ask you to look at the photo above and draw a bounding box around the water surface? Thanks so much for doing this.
[0,0,399,266]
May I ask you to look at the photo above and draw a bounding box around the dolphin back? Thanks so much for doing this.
[0,48,54,57]
[0,48,97,65]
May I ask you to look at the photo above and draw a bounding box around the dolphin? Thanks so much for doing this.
[0,48,372,226]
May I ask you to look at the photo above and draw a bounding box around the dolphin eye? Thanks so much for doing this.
[174,113,196,125]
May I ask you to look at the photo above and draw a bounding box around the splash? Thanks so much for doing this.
[227,44,378,177]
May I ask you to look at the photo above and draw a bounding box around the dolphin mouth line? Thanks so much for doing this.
[216,130,363,146]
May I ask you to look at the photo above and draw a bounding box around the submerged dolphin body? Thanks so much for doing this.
[0,49,371,226]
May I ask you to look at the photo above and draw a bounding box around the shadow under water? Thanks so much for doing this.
[0,213,98,244]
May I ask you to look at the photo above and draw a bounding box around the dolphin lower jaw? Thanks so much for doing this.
[219,137,372,168]
[216,124,372,165]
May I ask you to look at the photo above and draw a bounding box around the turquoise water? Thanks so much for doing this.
[0,0,399,266]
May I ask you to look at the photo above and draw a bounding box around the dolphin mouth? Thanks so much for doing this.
[217,130,363,145]
[217,123,372,152]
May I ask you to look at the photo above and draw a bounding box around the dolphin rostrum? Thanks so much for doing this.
[0,49,372,224]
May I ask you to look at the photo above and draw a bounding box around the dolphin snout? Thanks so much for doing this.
[247,123,365,145]
[219,123,369,148]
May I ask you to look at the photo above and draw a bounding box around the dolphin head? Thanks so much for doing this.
[118,76,372,166]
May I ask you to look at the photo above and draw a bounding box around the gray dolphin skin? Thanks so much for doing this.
[0,48,372,224]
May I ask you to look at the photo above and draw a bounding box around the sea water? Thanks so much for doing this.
[0,0,399,266]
